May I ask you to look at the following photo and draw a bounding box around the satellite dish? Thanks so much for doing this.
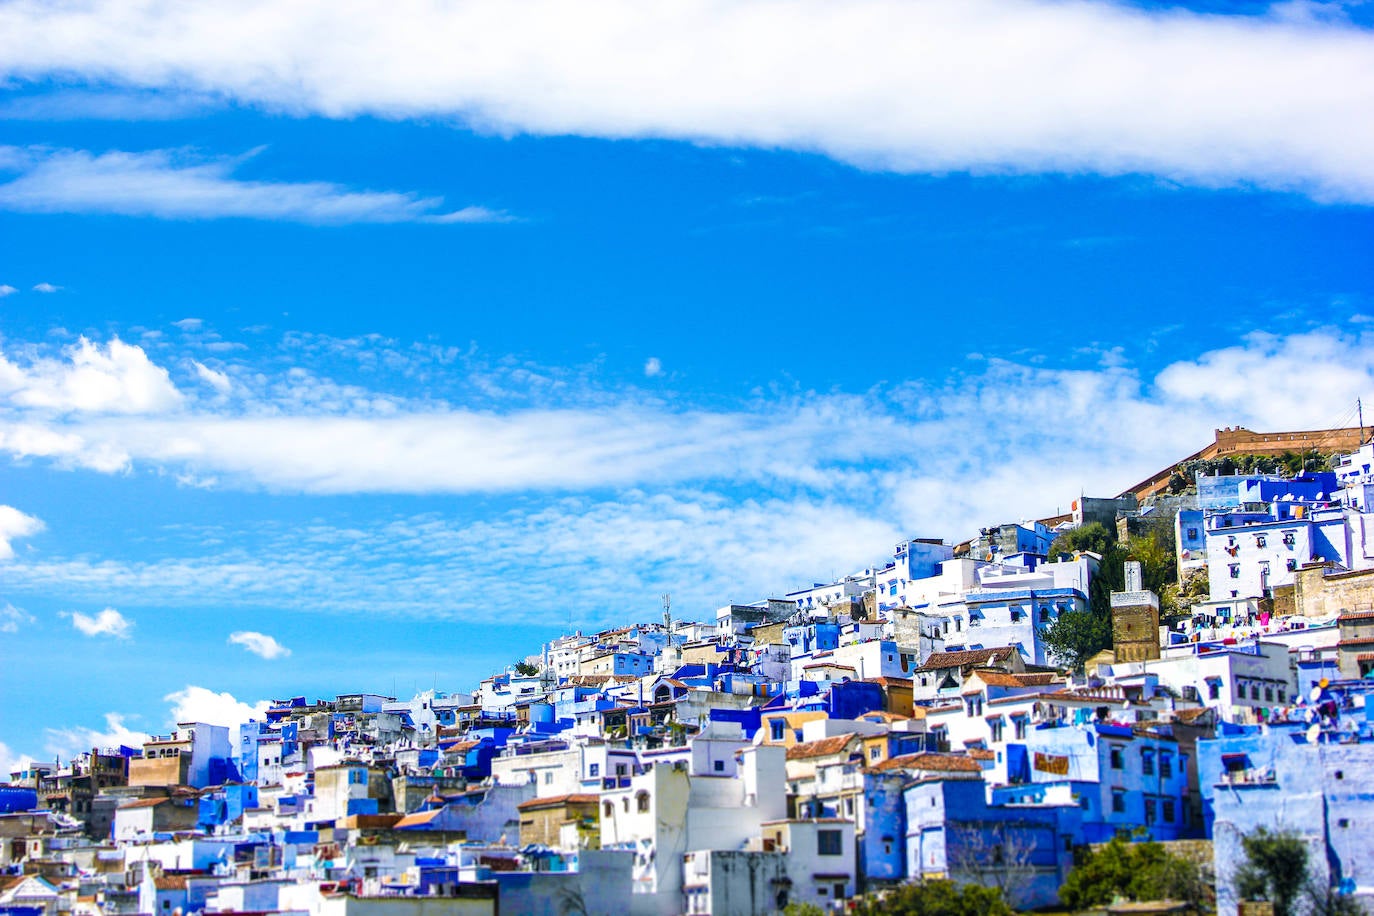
[1310,685,1324,702]
[1306,723,1321,744]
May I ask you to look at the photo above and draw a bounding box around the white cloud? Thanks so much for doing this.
[1,327,1373,625]
[0,284,16,297]
[228,630,291,659]
[0,329,1371,507]
[0,741,36,779]
[44,712,148,760]
[164,686,269,729]
[0,505,43,560]
[31,282,60,293]
[0,602,35,633]
[644,357,663,378]
[69,607,133,638]
[173,318,203,331]
[0,336,182,414]
[0,146,513,224]
[0,1,1371,201]
[193,360,232,395]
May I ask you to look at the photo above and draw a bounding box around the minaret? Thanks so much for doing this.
[1110,560,1161,662]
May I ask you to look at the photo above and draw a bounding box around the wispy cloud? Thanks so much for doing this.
[228,630,291,659]
[68,607,134,638]
[0,505,43,560]
[44,712,148,760]
[0,146,513,224]
[0,285,17,297]
[644,357,663,378]
[0,1,1372,201]
[0,603,35,634]
[0,325,1371,624]
[31,282,59,293]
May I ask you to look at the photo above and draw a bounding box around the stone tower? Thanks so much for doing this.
[1110,560,1161,662]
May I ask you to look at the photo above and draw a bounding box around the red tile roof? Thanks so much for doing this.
[867,752,982,774]
[786,734,859,760]
[916,646,1017,672]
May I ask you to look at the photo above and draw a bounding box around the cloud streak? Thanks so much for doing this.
[0,326,1371,625]
[228,630,291,659]
[0,0,1372,201]
[0,146,512,224]
[69,607,134,638]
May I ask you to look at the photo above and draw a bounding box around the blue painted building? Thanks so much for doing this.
[904,775,1079,910]
[1198,689,1374,915]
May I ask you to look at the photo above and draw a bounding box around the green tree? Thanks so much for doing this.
[1039,607,1112,672]
[1059,835,1207,910]
[850,880,1013,916]
[1235,828,1311,916]
[1047,521,1117,560]
[512,660,540,676]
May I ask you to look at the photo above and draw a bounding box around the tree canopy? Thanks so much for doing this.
[1058,835,1208,911]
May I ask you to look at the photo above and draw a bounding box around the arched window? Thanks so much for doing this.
[602,801,613,818]
[636,790,651,813]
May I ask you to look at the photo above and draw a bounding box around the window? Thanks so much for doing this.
[1236,681,1246,699]
[1013,717,1028,740]
[589,763,600,777]
[869,746,881,760]
[1256,535,1266,547]
[1229,564,1241,579]
[1142,751,1154,776]
[543,771,553,785]
[1251,684,1260,700]
[713,759,725,773]
[1208,680,1221,700]
[1145,798,1157,823]
[1277,687,1286,703]
[615,763,628,776]
[990,719,1004,743]
[1111,790,1125,813]
[1160,754,1173,779]
[636,791,650,813]
[1039,607,1050,623]
[1187,528,1199,540]
[603,801,613,817]
[1264,685,1274,702]
[818,829,843,855]
[1163,800,1176,823]
[770,720,785,741]
[1109,746,1124,770]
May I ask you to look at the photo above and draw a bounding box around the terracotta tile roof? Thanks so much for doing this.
[1338,636,1374,647]
[863,677,913,687]
[118,798,168,809]
[1339,610,1374,622]
[153,876,189,890]
[969,670,1060,688]
[440,740,480,754]
[394,810,445,829]
[967,748,996,761]
[516,794,600,810]
[867,752,982,774]
[916,646,1017,672]
[786,734,859,760]
[0,876,29,893]
[857,710,908,722]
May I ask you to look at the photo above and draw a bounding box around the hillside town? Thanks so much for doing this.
[4,426,1374,916]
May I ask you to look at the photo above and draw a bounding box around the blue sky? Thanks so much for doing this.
[1,0,1373,771]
